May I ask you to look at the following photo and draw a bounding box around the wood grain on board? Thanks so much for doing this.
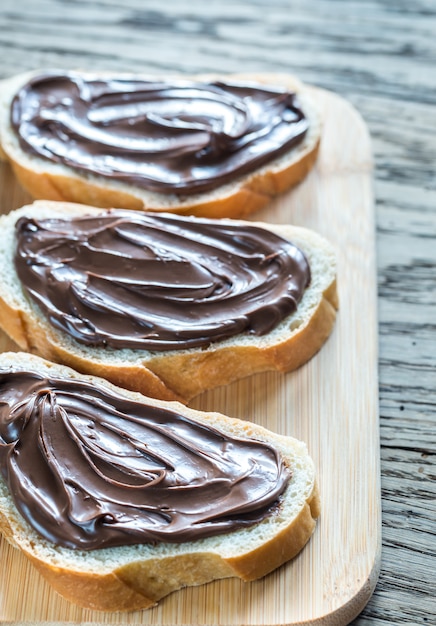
[0,86,380,625]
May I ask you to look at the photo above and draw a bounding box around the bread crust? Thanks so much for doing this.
[0,71,321,218]
[0,201,337,402]
[0,352,320,611]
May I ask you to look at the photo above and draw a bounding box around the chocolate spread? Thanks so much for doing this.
[0,368,290,550]
[10,71,308,194]
[14,211,311,351]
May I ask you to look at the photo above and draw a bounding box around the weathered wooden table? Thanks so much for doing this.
[0,1,434,625]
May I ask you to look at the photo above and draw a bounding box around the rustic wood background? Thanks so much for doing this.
[0,1,434,624]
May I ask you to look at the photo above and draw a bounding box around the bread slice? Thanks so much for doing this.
[0,351,320,611]
[0,201,337,403]
[0,70,321,218]
[0,200,337,402]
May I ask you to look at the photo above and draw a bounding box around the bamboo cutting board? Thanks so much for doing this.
[0,87,380,625]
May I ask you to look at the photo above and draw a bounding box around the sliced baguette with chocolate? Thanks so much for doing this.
[0,69,321,218]
[0,201,337,402]
[0,351,320,611]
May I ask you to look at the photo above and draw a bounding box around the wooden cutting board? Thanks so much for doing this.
[0,86,380,625]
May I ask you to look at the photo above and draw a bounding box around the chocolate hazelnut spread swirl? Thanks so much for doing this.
[14,211,311,351]
[0,368,290,550]
[10,71,308,194]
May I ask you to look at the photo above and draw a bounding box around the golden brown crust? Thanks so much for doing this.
[27,555,158,611]
[5,314,182,402]
[95,277,337,402]
[115,552,235,607]
[2,279,337,404]
[48,345,184,403]
[8,136,319,219]
[266,281,338,373]
[224,485,320,581]
[0,296,30,350]
[0,294,182,402]
[7,481,320,611]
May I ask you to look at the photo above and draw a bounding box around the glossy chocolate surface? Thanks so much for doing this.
[14,211,311,351]
[11,71,308,194]
[0,368,290,549]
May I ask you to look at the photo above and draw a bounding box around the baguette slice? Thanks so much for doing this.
[0,351,320,612]
[0,201,337,403]
[0,70,321,218]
